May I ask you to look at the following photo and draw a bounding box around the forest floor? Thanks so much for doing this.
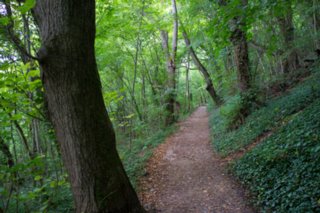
[138,106,255,213]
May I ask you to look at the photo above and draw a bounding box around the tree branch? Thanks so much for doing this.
[2,0,39,62]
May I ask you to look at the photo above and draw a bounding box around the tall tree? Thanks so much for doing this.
[181,24,223,106]
[219,0,251,92]
[277,2,299,73]
[217,0,257,120]
[32,0,145,212]
[160,0,179,126]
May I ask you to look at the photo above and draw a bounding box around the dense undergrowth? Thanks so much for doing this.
[234,98,320,212]
[210,69,320,156]
[209,67,320,212]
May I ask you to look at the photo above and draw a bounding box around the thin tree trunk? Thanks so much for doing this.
[132,1,145,121]
[0,137,14,168]
[122,77,143,121]
[141,55,158,98]
[160,0,179,126]
[12,119,33,159]
[21,12,43,155]
[33,1,145,212]
[186,53,191,112]
[141,73,147,115]
[171,0,178,61]
[181,26,223,106]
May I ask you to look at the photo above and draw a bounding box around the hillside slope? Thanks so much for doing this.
[209,68,320,212]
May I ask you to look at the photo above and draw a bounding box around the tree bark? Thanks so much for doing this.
[33,1,145,212]
[182,27,223,106]
[231,26,251,91]
[219,0,251,92]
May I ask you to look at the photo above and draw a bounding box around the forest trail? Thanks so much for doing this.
[139,106,254,213]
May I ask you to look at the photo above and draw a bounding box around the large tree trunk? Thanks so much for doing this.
[33,1,145,212]
[230,19,251,92]
[278,5,299,73]
[219,0,254,120]
[219,0,251,92]
[182,28,223,106]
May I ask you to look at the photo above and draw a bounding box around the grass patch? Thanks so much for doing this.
[118,126,177,188]
[210,70,320,156]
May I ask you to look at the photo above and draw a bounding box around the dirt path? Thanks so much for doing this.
[139,106,254,213]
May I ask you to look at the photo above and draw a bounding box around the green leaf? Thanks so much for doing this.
[0,62,10,71]
[27,69,40,78]
[17,0,36,14]
[10,114,23,121]
[49,181,57,188]
[0,17,10,26]
[124,113,135,119]
[34,175,42,181]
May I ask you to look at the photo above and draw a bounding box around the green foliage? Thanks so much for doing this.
[210,70,320,156]
[0,156,73,212]
[218,95,242,129]
[0,63,42,117]
[233,99,320,212]
[16,0,36,14]
[0,17,10,26]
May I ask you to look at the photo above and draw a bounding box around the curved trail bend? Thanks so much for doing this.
[139,106,254,213]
